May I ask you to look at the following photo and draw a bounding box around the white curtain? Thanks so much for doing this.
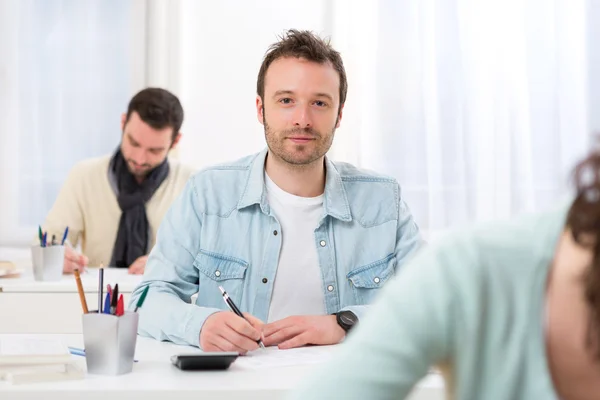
[329,0,590,238]
[174,0,333,168]
[1,0,593,245]
[0,0,147,245]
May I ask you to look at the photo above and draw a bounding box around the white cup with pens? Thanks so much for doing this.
[31,226,68,282]
[74,268,149,375]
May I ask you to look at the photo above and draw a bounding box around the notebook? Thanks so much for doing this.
[0,363,84,385]
[0,336,83,384]
[0,335,73,365]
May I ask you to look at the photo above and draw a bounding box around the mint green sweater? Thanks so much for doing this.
[290,208,566,399]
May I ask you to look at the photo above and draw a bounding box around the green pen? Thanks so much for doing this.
[38,226,43,246]
[134,286,150,312]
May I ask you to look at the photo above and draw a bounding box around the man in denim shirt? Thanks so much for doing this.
[130,30,421,352]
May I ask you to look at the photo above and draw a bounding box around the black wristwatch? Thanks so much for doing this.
[335,310,358,333]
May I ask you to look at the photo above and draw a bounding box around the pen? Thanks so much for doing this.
[68,347,86,357]
[61,227,69,245]
[103,292,111,314]
[110,283,119,315]
[68,347,138,363]
[134,285,149,312]
[51,234,57,246]
[107,284,113,303]
[73,269,89,314]
[42,232,47,247]
[38,226,43,247]
[218,286,265,349]
[116,294,124,316]
[98,267,104,314]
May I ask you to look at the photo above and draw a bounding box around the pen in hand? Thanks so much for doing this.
[218,286,265,349]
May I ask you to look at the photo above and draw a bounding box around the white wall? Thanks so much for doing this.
[176,0,332,168]
[588,0,600,135]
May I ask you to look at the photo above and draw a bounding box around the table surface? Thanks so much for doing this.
[0,267,142,293]
[0,334,444,400]
[0,246,142,293]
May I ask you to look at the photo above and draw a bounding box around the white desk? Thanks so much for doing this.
[0,334,444,400]
[0,268,142,334]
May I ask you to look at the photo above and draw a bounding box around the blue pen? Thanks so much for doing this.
[61,227,69,245]
[103,292,111,314]
[68,347,86,357]
[68,347,138,362]
[42,232,47,247]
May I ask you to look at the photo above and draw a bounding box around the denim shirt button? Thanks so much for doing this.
[215,270,221,277]
[373,277,381,284]
[320,240,327,247]
[327,285,334,292]
[262,278,268,284]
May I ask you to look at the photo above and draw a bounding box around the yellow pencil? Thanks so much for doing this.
[73,269,89,314]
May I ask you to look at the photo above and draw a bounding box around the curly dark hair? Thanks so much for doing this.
[566,150,600,358]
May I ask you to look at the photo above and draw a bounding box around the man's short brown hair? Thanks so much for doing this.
[125,88,184,141]
[257,29,347,110]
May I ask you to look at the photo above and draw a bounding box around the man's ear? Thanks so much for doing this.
[120,113,127,132]
[170,132,182,149]
[335,104,344,129]
[256,96,265,125]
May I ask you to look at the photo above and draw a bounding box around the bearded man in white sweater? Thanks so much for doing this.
[42,88,195,275]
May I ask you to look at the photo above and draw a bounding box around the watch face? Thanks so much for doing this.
[339,311,358,326]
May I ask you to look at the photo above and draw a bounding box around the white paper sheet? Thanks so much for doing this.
[233,345,337,370]
[0,335,69,356]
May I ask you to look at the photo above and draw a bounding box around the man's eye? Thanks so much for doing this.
[314,100,327,107]
[279,98,293,104]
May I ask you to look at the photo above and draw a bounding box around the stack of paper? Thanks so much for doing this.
[234,345,335,370]
[0,335,84,384]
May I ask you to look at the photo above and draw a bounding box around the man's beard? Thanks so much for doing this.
[126,159,154,178]
[263,110,336,167]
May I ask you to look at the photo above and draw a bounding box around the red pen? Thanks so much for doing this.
[116,294,124,316]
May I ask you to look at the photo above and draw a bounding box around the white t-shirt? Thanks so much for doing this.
[265,173,326,323]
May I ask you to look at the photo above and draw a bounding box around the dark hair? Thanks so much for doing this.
[567,149,600,358]
[257,29,347,112]
[125,88,184,140]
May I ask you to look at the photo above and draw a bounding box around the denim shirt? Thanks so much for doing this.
[130,149,422,347]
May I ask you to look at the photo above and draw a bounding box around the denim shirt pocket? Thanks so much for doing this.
[346,254,396,304]
[195,249,248,308]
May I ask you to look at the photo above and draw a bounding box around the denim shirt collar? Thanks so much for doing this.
[237,148,352,222]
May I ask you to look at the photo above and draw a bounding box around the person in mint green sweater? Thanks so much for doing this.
[289,150,600,400]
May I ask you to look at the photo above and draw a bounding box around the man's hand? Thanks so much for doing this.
[63,246,88,274]
[262,315,345,349]
[128,255,148,275]
[200,311,264,353]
